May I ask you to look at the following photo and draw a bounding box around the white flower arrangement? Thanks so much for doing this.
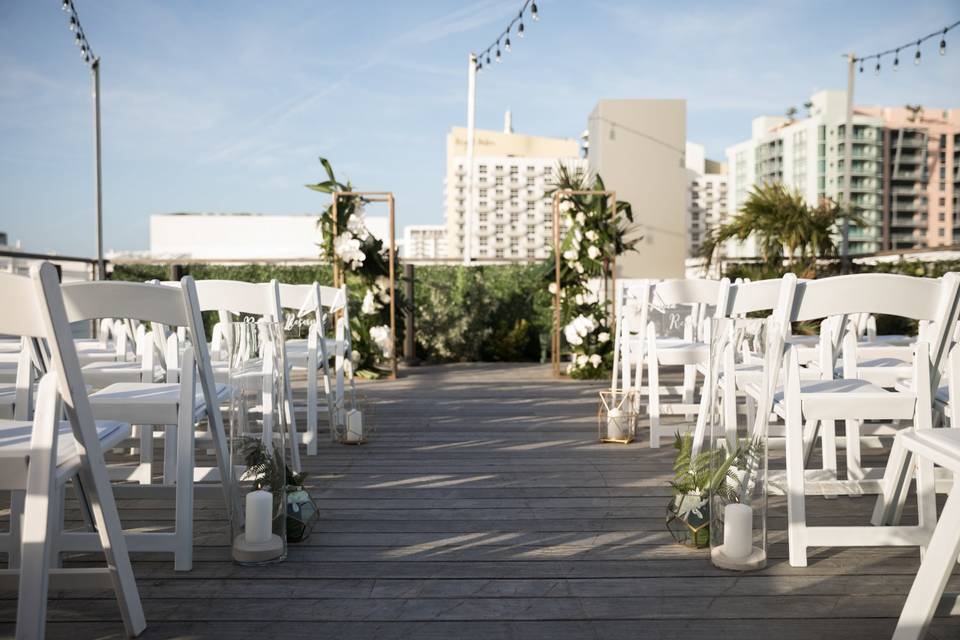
[361,289,378,315]
[589,354,602,368]
[333,233,365,269]
[587,245,601,260]
[598,331,610,343]
[369,324,393,358]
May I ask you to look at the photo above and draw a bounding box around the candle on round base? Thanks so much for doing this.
[232,489,285,565]
[606,408,624,441]
[711,502,766,571]
[344,409,364,443]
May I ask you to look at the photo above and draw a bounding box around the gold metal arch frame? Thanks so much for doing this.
[331,191,398,380]
[551,189,617,378]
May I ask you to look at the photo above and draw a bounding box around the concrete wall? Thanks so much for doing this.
[587,99,687,278]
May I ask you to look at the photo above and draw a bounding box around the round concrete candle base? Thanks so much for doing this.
[711,545,766,571]
[232,533,285,565]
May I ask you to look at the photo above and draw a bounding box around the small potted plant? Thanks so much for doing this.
[665,432,755,548]
[240,438,318,543]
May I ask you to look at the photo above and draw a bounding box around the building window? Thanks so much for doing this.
[478,165,487,174]
[526,201,535,212]
[496,176,504,186]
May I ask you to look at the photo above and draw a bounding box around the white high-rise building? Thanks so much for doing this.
[725,90,885,257]
[685,142,727,257]
[444,117,585,262]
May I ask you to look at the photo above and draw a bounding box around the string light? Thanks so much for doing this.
[875,59,881,75]
[62,0,96,68]
[472,0,537,72]
[852,20,957,74]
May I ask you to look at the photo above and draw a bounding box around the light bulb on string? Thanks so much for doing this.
[486,52,491,65]
[531,2,539,21]
[893,49,899,70]
[477,61,482,72]
[496,46,501,63]
[940,29,947,55]
[858,59,864,73]
[69,15,77,31]
[915,40,922,65]
[505,36,511,52]
[518,16,524,38]
[61,0,71,11]
[74,32,82,45]
[875,59,881,75]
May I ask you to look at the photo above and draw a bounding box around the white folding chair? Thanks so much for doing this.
[276,282,351,455]
[0,263,145,638]
[642,279,730,447]
[192,279,302,472]
[886,347,960,639]
[759,273,960,567]
[56,277,232,571]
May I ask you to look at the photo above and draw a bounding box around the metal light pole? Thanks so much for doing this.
[64,0,104,279]
[92,56,104,280]
[841,52,855,272]
[464,53,477,265]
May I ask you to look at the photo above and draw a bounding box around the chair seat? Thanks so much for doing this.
[897,429,960,473]
[89,381,230,424]
[772,378,916,421]
[0,419,131,471]
[0,361,17,384]
[82,361,160,388]
[653,339,708,366]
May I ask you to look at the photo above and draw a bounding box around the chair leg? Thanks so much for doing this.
[892,484,960,640]
[648,359,661,448]
[871,436,912,526]
[138,424,153,485]
[49,485,64,569]
[17,474,56,639]
[682,364,695,418]
[174,416,195,572]
[7,491,24,570]
[284,375,302,473]
[845,418,864,494]
[163,424,176,485]
[820,419,838,482]
[785,385,808,567]
[306,364,318,456]
[722,376,738,450]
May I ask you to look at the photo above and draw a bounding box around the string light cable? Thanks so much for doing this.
[853,19,958,74]
[61,0,97,67]
[473,0,539,72]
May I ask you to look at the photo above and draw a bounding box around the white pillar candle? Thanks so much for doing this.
[606,408,624,440]
[245,489,273,544]
[346,409,364,442]
[723,503,753,560]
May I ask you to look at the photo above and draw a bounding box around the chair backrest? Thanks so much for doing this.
[191,279,282,320]
[723,278,786,317]
[789,273,960,372]
[653,278,729,308]
[276,282,347,314]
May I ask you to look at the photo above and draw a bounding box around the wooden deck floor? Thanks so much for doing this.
[5,362,960,638]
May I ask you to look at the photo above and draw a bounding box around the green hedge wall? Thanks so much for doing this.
[111,262,552,363]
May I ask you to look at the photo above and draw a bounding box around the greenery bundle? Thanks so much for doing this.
[306,157,404,376]
[668,432,759,522]
[544,164,638,379]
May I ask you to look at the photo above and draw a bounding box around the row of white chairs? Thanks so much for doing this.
[0,267,359,638]
[612,273,960,639]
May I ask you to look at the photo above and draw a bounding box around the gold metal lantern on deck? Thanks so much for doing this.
[597,389,638,444]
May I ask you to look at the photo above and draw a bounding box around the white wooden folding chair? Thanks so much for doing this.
[0,263,145,638]
[191,279,302,472]
[690,277,794,455]
[759,273,960,567]
[276,282,349,455]
[641,279,730,447]
[885,347,960,639]
[55,277,232,571]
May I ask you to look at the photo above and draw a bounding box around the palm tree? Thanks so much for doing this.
[701,183,861,277]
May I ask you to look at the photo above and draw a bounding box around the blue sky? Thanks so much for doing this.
[1,0,958,256]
